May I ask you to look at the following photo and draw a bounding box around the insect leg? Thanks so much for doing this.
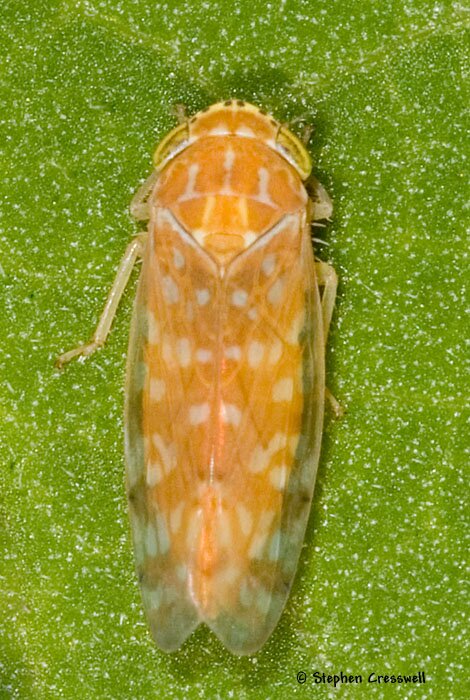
[130,170,159,221]
[307,177,333,221]
[56,233,147,368]
[169,103,188,123]
[315,260,337,343]
[315,260,343,417]
[280,115,313,145]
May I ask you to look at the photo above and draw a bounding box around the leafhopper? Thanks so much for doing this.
[58,100,337,654]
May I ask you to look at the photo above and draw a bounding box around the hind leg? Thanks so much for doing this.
[315,260,343,417]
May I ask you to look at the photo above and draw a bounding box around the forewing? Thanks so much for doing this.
[125,206,325,655]
[205,212,325,654]
[124,207,220,651]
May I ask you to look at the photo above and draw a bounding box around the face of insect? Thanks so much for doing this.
[125,99,327,655]
[154,100,312,181]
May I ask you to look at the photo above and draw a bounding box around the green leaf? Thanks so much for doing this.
[1,0,467,697]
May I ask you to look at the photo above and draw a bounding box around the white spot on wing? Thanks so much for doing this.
[249,433,288,473]
[270,465,288,491]
[149,378,165,402]
[221,402,242,426]
[248,510,275,559]
[152,434,176,473]
[146,460,163,486]
[236,503,253,537]
[173,248,185,269]
[261,253,276,276]
[196,348,213,363]
[222,565,239,585]
[196,288,210,306]
[267,278,284,305]
[243,231,257,247]
[162,275,180,304]
[272,377,294,402]
[231,289,248,307]
[194,229,206,246]
[249,446,267,473]
[176,337,191,367]
[289,434,300,455]
[248,341,264,367]
[268,339,283,364]
[287,312,304,344]
[189,402,210,425]
[225,345,241,361]
[147,314,160,344]
[269,433,287,453]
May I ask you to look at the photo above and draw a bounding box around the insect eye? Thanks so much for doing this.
[153,122,189,170]
[275,126,312,180]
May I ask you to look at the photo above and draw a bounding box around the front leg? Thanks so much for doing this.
[307,176,333,222]
[130,170,159,221]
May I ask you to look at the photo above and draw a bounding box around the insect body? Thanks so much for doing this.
[58,100,337,655]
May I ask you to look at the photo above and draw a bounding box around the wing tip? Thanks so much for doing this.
[141,586,201,652]
[147,613,201,653]
[206,608,283,656]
